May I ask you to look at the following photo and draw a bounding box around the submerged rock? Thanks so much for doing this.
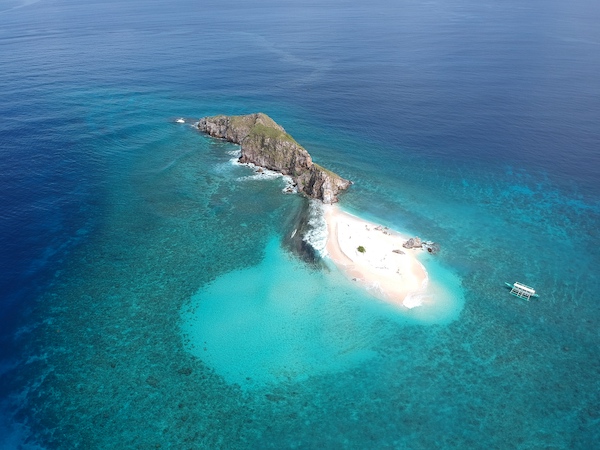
[198,113,351,203]
[423,242,441,254]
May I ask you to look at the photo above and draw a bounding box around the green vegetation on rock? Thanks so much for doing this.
[248,123,297,144]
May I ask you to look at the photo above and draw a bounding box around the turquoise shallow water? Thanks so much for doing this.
[181,232,464,388]
[1,0,599,448]
[182,237,382,387]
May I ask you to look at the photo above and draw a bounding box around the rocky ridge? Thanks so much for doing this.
[198,113,351,203]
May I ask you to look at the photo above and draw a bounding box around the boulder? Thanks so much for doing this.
[403,237,423,249]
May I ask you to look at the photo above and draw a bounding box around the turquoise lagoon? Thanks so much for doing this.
[181,203,465,388]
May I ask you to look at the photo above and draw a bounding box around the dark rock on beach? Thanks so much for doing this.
[403,236,440,254]
[403,237,422,249]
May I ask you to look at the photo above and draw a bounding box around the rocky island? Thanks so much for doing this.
[198,113,351,203]
[194,113,451,316]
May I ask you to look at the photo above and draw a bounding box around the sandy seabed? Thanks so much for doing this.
[324,205,428,309]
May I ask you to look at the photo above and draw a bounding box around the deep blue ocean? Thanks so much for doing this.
[1,0,599,448]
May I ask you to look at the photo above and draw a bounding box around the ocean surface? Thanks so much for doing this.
[1,0,599,448]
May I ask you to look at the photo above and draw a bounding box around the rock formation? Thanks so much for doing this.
[198,113,351,203]
[403,237,423,249]
[403,236,440,254]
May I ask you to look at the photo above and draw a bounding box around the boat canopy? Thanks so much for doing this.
[513,282,535,294]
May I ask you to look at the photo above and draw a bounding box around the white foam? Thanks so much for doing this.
[232,158,297,193]
[236,167,284,181]
[282,176,297,194]
[302,200,328,257]
[403,293,425,309]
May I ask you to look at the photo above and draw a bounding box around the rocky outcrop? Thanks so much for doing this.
[403,237,423,249]
[403,236,440,254]
[198,113,351,203]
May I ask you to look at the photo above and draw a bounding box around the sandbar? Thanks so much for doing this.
[324,205,428,309]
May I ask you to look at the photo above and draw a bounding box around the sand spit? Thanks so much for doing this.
[324,205,428,309]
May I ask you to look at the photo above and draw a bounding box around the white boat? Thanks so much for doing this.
[176,118,185,124]
[504,282,539,301]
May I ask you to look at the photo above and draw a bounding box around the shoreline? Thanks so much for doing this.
[324,204,428,309]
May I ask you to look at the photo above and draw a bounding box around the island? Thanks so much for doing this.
[198,113,433,309]
[198,113,351,203]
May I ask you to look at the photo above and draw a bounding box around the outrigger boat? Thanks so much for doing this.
[505,282,539,301]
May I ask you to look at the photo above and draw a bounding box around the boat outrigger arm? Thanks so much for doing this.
[505,282,539,301]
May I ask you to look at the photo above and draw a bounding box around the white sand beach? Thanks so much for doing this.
[324,205,428,309]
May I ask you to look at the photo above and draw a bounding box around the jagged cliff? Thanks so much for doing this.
[198,113,351,203]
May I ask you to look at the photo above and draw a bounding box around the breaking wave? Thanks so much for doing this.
[302,200,328,257]
[232,157,297,194]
